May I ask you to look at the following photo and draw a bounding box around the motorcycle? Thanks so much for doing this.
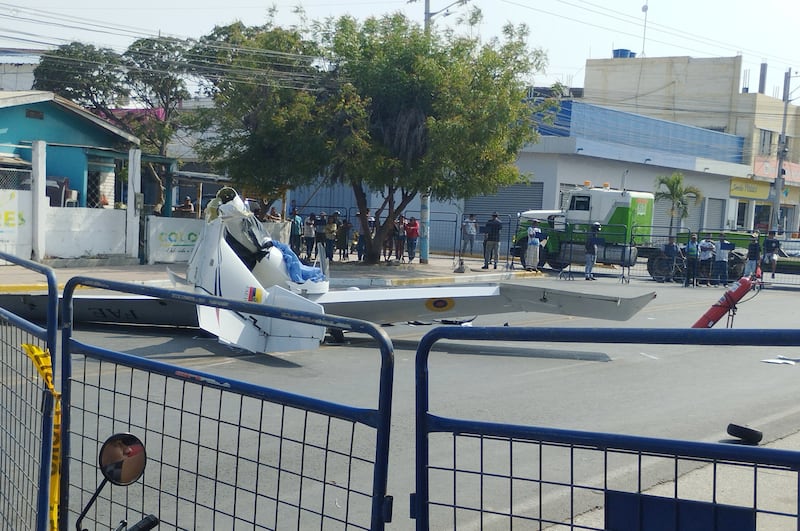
[75,433,159,531]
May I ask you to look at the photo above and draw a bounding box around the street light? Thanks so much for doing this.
[411,0,471,32]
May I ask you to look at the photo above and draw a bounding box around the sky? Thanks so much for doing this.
[0,0,797,94]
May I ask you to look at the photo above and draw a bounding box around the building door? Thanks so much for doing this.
[703,198,725,231]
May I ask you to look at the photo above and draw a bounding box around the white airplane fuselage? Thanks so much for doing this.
[183,191,655,354]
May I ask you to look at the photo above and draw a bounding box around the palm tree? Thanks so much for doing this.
[654,172,703,236]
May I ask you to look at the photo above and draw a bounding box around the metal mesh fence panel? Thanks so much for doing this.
[59,277,394,531]
[423,430,799,530]
[414,327,800,531]
[0,321,48,530]
[65,355,379,530]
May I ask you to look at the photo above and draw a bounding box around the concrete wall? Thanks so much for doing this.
[0,63,35,91]
[44,208,127,258]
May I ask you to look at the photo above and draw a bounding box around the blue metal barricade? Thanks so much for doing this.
[0,252,58,531]
[59,278,394,531]
[413,327,800,530]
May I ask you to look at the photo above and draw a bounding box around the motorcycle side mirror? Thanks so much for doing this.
[98,433,147,486]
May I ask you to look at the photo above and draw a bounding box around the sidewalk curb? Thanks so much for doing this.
[330,270,541,288]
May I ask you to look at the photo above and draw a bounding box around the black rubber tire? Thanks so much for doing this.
[727,423,763,445]
[328,328,345,344]
[649,256,672,281]
[728,261,745,279]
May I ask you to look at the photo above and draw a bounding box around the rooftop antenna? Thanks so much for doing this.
[640,1,649,57]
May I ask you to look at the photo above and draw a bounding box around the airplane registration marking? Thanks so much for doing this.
[425,298,455,312]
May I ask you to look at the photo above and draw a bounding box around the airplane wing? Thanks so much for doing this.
[0,282,655,328]
[311,283,655,323]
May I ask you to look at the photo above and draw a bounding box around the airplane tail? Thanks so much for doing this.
[188,191,328,353]
[196,285,325,353]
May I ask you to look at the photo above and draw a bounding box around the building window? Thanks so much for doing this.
[569,195,590,211]
[759,129,774,156]
[25,109,44,120]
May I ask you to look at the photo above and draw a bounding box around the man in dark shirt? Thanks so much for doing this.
[762,230,781,279]
[482,213,503,269]
[585,222,601,280]
[744,232,761,278]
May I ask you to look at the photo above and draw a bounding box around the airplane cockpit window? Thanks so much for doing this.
[242,216,271,250]
[569,195,590,211]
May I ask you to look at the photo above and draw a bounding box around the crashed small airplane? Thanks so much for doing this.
[174,188,656,353]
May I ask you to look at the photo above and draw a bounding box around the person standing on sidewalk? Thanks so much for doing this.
[289,208,303,256]
[744,232,761,278]
[762,230,780,279]
[303,213,316,261]
[394,215,407,261]
[684,233,699,287]
[314,212,327,260]
[405,216,420,262]
[482,213,502,269]
[584,222,601,280]
[712,233,730,287]
[461,214,478,256]
[524,219,545,272]
[698,234,715,286]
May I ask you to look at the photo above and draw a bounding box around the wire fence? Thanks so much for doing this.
[0,252,58,531]
[413,326,800,530]
[59,277,395,531]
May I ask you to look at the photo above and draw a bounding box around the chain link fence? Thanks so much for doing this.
[0,167,31,190]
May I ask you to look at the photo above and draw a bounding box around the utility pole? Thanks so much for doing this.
[424,0,431,31]
[772,68,791,233]
[417,0,469,262]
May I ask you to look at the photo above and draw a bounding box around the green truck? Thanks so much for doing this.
[514,184,747,279]
[515,185,654,270]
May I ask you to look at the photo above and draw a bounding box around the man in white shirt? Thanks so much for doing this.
[461,214,478,256]
[524,219,545,272]
[698,235,716,286]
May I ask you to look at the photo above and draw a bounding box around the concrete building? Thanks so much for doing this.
[582,55,800,234]
[458,95,750,237]
[0,48,39,91]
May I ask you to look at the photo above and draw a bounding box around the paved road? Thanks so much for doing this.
[55,264,800,530]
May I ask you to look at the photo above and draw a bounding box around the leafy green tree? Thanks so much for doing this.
[314,13,551,262]
[191,13,554,263]
[123,37,191,156]
[186,22,330,202]
[33,42,128,126]
[122,37,193,210]
[654,172,704,235]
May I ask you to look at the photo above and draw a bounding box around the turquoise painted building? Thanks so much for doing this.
[0,91,140,208]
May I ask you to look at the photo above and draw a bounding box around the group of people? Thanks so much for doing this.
[460,213,549,272]
[668,230,781,287]
[295,208,423,264]
[381,214,421,262]
[299,211,352,263]
[460,212,505,270]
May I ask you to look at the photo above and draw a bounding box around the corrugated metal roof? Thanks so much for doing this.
[0,48,43,64]
[0,153,31,167]
[0,55,39,64]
